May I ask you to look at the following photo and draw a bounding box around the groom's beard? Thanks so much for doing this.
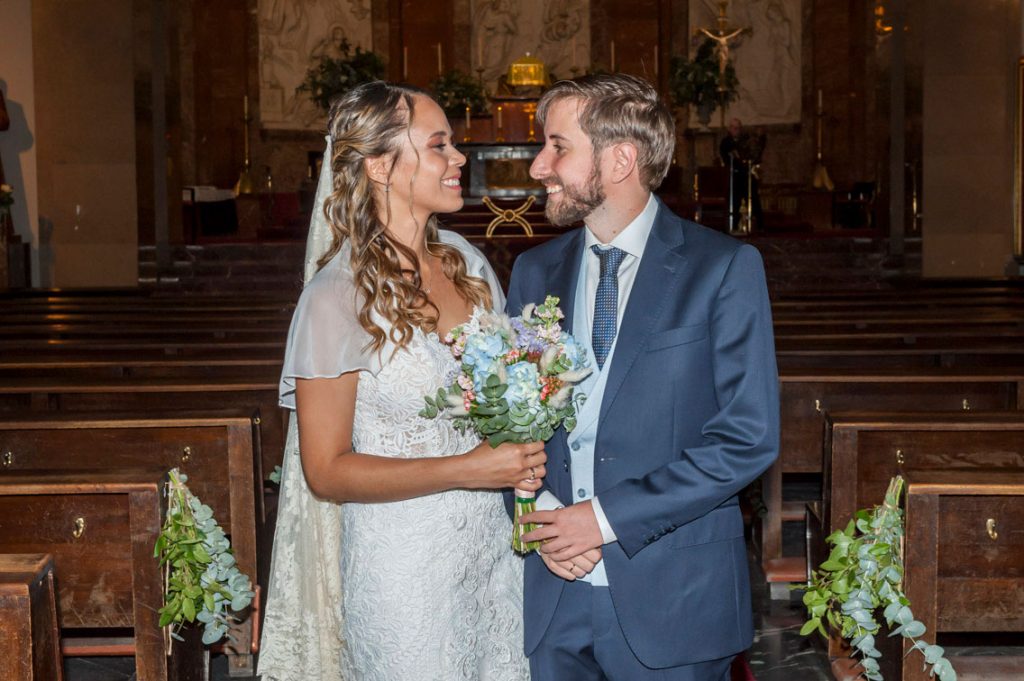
[543,166,605,226]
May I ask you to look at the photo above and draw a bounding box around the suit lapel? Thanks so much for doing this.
[542,229,585,337]
[598,206,688,423]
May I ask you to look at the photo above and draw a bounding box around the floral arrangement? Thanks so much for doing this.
[421,296,591,552]
[154,469,255,645]
[429,69,489,118]
[799,476,956,681]
[668,37,740,126]
[298,39,386,113]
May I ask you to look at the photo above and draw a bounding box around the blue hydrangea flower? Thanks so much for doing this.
[462,332,507,390]
[559,332,589,371]
[504,361,541,405]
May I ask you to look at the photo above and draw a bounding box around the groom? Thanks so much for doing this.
[506,74,780,680]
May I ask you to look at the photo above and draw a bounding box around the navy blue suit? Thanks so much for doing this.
[505,202,780,673]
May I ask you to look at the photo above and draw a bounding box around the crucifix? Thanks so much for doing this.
[696,0,749,128]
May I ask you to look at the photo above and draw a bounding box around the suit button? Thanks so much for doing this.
[563,461,569,472]
[577,488,587,499]
[571,442,581,451]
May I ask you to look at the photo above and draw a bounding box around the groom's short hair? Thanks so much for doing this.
[535,73,676,190]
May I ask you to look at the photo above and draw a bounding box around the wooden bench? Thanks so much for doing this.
[898,470,1024,681]
[760,368,1024,585]
[807,410,1024,657]
[0,553,63,681]
[0,409,264,670]
[0,376,285,477]
[0,469,171,681]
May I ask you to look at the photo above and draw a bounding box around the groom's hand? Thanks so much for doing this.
[521,501,604,562]
[537,547,603,581]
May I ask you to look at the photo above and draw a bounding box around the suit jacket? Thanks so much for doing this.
[505,200,780,668]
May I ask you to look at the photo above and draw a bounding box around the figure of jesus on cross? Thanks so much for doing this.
[697,0,749,93]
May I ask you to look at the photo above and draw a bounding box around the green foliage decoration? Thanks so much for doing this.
[799,476,956,681]
[668,38,739,115]
[154,469,255,645]
[298,39,386,113]
[429,69,489,118]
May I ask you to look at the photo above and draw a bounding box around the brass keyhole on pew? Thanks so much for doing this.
[2,451,12,468]
[181,446,191,464]
[895,449,905,465]
[962,398,971,410]
[253,416,261,425]
[72,517,86,539]
[986,518,998,541]
[814,399,822,413]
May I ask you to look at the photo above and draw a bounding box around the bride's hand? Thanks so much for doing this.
[464,440,546,491]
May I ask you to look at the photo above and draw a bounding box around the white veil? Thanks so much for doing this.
[257,137,346,681]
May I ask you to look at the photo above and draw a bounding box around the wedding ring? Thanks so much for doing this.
[528,466,536,482]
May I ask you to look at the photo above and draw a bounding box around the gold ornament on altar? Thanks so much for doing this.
[506,53,549,89]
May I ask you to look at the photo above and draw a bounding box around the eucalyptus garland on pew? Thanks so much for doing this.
[154,469,255,645]
[799,476,957,681]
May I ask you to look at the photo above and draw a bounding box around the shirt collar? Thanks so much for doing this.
[584,193,659,260]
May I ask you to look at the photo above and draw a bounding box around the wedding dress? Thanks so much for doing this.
[257,138,530,681]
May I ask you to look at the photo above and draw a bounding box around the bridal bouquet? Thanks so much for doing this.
[420,295,591,553]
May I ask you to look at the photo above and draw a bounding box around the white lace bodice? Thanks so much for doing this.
[341,331,529,681]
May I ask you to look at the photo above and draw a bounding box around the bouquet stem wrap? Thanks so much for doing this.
[512,488,540,554]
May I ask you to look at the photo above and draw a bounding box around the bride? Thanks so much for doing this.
[257,81,543,681]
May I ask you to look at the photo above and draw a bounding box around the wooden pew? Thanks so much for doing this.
[0,354,283,380]
[0,409,264,671]
[808,410,1024,657]
[899,470,1024,681]
[0,376,285,477]
[0,469,172,681]
[0,553,63,681]
[760,368,1024,586]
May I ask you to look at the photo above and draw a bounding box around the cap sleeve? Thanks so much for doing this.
[278,258,383,409]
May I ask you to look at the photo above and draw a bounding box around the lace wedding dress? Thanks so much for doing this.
[258,138,529,681]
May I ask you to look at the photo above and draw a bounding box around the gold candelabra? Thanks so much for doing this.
[234,95,254,195]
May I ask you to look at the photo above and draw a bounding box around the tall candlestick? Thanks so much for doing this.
[437,44,443,75]
[610,41,616,71]
[478,33,484,68]
[243,94,249,119]
[403,47,408,80]
[817,88,823,114]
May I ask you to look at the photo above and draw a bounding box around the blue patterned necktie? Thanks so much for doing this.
[591,245,628,370]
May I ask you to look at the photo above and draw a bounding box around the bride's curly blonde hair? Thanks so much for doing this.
[318,81,492,352]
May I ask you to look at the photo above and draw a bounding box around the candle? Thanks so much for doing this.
[403,47,408,80]
[478,33,484,67]
[497,105,503,129]
[243,95,249,120]
[437,44,443,75]
[817,88,823,114]
[465,104,471,130]
[654,45,659,77]
[610,41,616,71]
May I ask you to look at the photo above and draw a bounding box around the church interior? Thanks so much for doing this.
[0,0,1023,679]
